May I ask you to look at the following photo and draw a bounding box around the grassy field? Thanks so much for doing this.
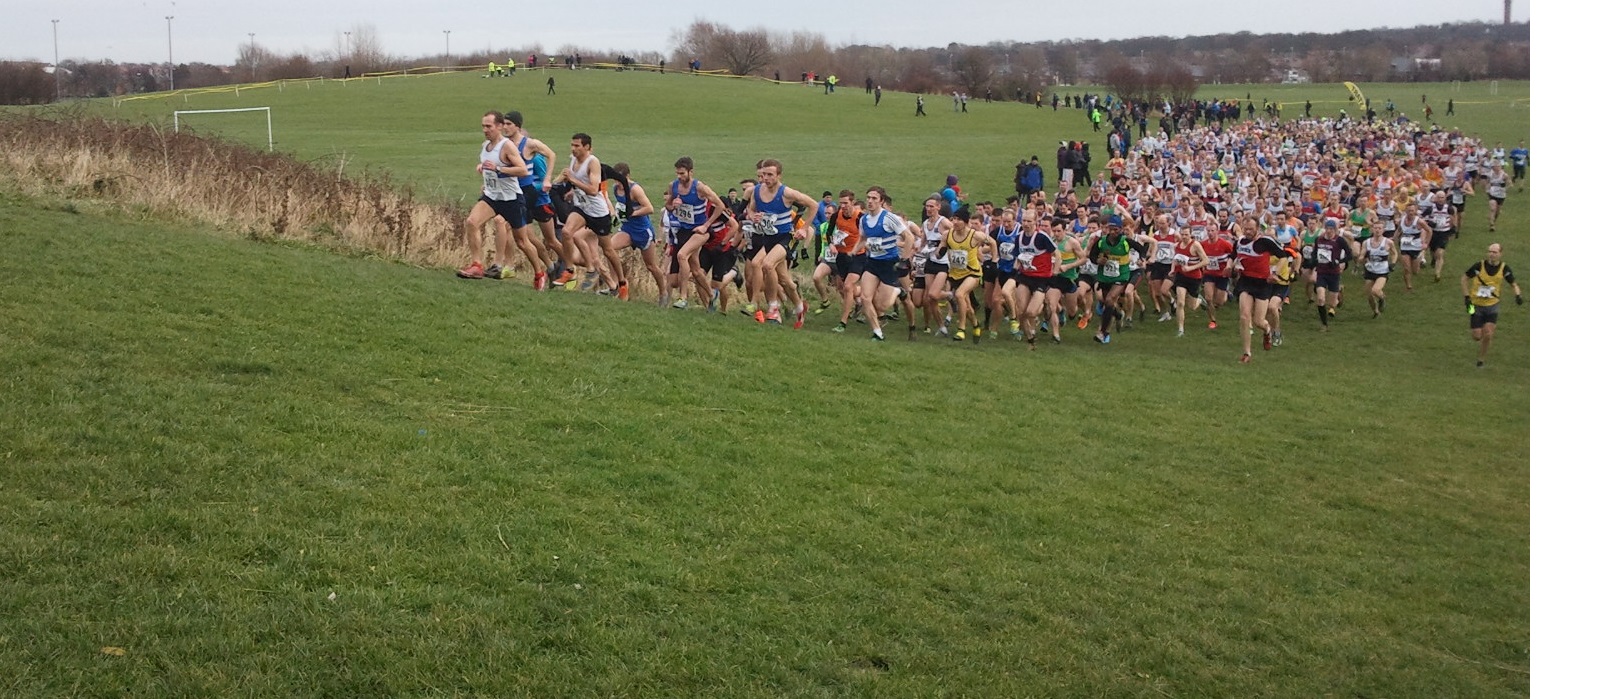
[2,74,1531,697]
[97,73,1530,207]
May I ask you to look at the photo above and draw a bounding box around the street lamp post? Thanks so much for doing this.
[165,15,174,91]
[249,32,256,81]
[344,31,352,61]
[51,19,60,102]
[444,30,451,71]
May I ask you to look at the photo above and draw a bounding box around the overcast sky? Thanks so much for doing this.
[10,1,1531,66]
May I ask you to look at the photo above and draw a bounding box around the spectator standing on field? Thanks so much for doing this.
[1057,141,1071,184]
[915,95,926,116]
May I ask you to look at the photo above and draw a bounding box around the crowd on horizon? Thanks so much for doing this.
[453,99,1528,366]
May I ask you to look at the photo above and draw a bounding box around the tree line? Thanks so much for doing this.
[2,20,1528,105]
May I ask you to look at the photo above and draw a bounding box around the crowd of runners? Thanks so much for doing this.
[456,105,1526,366]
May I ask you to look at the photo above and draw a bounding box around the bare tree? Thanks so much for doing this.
[950,47,994,96]
[0,61,55,104]
[345,24,391,74]
[1014,46,1050,88]
[714,28,774,76]
[670,19,721,67]
[773,30,830,81]
[1102,61,1143,103]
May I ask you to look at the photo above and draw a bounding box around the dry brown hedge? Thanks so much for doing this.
[0,108,467,268]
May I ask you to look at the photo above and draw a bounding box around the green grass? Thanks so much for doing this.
[2,75,1530,697]
[95,73,1530,208]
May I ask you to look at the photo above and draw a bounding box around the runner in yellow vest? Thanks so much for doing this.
[1460,243,1524,368]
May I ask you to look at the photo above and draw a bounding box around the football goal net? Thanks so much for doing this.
[172,107,274,152]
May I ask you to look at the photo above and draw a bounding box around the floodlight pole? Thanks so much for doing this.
[165,15,175,91]
[344,31,352,61]
[52,19,60,102]
[249,32,256,81]
[444,30,451,71]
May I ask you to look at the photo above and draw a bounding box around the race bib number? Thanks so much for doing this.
[948,249,969,269]
[1317,248,1333,264]
[1081,260,1098,275]
[912,256,927,276]
[1173,253,1190,266]
[1155,242,1176,263]
[755,213,778,236]
[1101,259,1121,277]
[823,247,838,263]
[1016,252,1037,269]
[674,204,696,224]
[999,242,1016,261]
[1489,185,1506,198]
[1475,285,1495,299]
[866,237,892,257]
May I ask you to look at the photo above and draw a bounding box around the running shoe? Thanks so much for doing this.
[907,325,916,340]
[833,322,847,333]
[794,300,808,329]
[1207,320,1218,330]
[673,298,689,309]
[552,269,574,287]
[1262,331,1272,351]
[1051,335,1062,345]
[741,303,757,316]
[456,261,485,279]
[1158,312,1172,322]
[579,271,599,292]
[1240,352,1252,364]
[1099,333,1111,345]
[870,333,885,342]
[707,289,720,313]
[658,294,671,308]
[1010,319,1021,335]
[1176,328,1185,337]
[1076,314,1089,330]
[820,298,832,310]
[597,288,615,297]
[495,266,516,280]
[953,330,966,341]
[754,310,766,323]
[767,311,782,325]
[534,272,549,290]
[484,263,504,279]
[973,327,983,339]
[617,282,630,301]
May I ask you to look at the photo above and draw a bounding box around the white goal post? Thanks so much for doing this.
[172,107,274,152]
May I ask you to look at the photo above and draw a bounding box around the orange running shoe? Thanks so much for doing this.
[754,310,766,323]
[618,282,630,301]
[456,261,485,279]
